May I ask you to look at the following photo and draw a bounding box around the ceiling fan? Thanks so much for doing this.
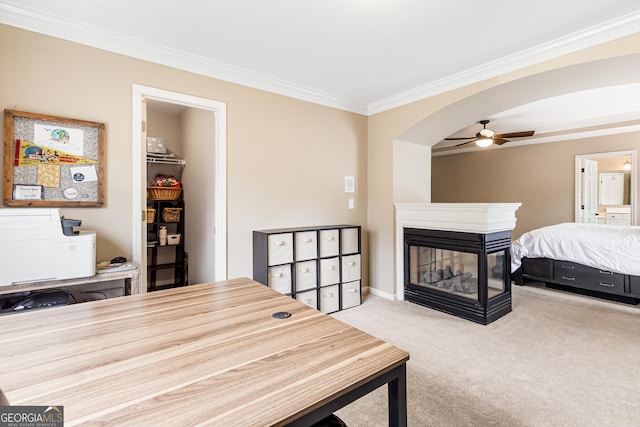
[445,119,535,148]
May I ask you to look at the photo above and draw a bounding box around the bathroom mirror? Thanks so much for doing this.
[575,150,635,225]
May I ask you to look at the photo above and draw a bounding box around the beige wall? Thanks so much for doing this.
[147,109,182,159]
[2,23,640,298]
[0,25,368,284]
[432,133,640,239]
[367,33,640,298]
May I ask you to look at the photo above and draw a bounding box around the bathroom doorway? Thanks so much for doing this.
[575,150,636,225]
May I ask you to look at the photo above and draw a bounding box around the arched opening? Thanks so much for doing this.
[392,53,640,297]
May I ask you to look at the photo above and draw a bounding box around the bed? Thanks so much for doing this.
[511,223,640,303]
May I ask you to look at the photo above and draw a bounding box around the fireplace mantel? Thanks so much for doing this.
[395,202,522,234]
[394,203,521,300]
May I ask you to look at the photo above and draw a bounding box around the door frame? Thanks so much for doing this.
[575,150,636,225]
[131,84,227,292]
[577,158,598,223]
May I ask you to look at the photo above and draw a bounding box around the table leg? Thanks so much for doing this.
[388,363,407,427]
[284,362,408,427]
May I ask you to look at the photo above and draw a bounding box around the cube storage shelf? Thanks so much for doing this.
[253,225,362,313]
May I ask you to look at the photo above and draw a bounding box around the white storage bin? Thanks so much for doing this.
[341,254,361,282]
[342,281,361,309]
[320,257,340,286]
[341,228,359,254]
[320,284,339,313]
[167,233,181,245]
[267,233,293,266]
[296,260,317,292]
[268,265,292,294]
[295,230,317,261]
[319,229,339,257]
[296,289,318,309]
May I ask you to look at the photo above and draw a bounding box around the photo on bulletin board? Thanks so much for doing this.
[3,109,105,207]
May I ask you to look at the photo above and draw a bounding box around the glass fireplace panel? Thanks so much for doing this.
[404,227,513,324]
[488,251,507,299]
[408,245,478,301]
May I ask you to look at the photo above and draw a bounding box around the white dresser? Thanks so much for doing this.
[605,206,631,226]
[253,225,362,313]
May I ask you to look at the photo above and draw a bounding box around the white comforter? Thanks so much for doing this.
[511,223,640,275]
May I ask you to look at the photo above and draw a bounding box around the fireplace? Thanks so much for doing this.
[404,228,512,324]
[395,203,521,325]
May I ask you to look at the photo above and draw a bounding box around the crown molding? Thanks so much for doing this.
[0,3,369,115]
[368,10,640,115]
[1,4,639,117]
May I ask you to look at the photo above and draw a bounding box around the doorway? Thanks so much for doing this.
[131,85,227,292]
[575,150,636,225]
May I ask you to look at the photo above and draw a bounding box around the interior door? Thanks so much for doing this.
[140,98,149,286]
[582,159,598,223]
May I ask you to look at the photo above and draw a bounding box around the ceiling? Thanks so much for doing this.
[1,1,640,142]
[431,83,640,155]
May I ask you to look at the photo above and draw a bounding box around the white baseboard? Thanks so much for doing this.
[365,286,396,301]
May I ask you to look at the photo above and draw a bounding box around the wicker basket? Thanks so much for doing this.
[148,186,182,201]
[146,208,156,223]
[163,207,182,223]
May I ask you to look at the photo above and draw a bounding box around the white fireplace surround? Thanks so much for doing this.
[394,203,521,300]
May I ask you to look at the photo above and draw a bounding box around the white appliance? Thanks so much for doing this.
[0,209,96,286]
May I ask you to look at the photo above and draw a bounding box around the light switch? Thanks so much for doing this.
[345,176,355,193]
[348,199,355,209]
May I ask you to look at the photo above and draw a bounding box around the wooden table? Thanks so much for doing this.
[0,277,409,426]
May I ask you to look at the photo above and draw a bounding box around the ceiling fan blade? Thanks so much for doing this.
[493,130,535,139]
[444,136,475,141]
[492,138,510,146]
[455,138,478,147]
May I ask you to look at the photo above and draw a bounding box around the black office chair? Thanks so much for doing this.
[311,414,347,427]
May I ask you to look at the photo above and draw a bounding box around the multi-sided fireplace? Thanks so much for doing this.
[404,228,512,324]
[395,203,522,325]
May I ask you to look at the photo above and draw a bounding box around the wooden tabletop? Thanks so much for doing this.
[0,277,409,426]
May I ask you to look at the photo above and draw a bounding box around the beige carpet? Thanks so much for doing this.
[331,284,640,427]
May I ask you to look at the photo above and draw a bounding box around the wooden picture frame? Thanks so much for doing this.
[3,109,105,207]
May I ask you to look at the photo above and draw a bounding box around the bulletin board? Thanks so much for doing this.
[3,109,105,207]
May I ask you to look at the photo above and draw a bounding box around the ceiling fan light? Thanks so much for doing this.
[476,138,493,148]
[479,128,494,138]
